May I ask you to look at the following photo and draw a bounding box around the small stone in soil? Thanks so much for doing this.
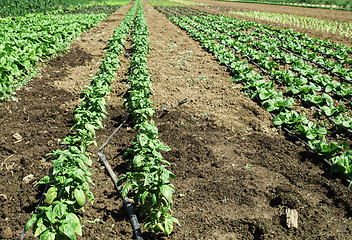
[22,174,35,184]
[286,208,298,228]
[0,194,7,201]
[13,133,22,141]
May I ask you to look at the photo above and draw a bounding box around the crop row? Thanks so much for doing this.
[54,4,125,15]
[118,0,179,236]
[152,4,352,184]
[231,11,352,37]
[0,11,114,104]
[166,7,352,122]
[179,7,352,72]
[220,0,352,10]
[190,9,351,126]
[166,7,352,134]
[22,2,138,239]
[172,6,352,81]
[0,0,96,17]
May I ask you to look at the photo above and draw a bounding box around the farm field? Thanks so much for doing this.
[0,0,352,239]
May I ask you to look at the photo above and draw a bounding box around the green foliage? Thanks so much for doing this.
[0,13,107,103]
[0,0,92,17]
[23,1,137,239]
[55,4,123,15]
[222,0,352,11]
[331,151,352,186]
[231,11,352,37]
[118,0,178,235]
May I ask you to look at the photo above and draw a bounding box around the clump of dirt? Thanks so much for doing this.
[52,47,94,68]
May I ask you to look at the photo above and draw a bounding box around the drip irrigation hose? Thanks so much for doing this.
[18,183,50,240]
[159,98,188,118]
[97,113,143,240]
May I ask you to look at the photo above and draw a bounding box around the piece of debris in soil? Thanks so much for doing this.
[22,174,35,184]
[286,208,298,228]
[13,133,23,142]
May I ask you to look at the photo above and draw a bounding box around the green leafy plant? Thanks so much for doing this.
[118,1,178,235]
[0,12,107,103]
[23,2,138,239]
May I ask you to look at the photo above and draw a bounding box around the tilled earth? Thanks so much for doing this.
[1,0,352,239]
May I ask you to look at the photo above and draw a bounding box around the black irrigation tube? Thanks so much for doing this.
[17,183,49,240]
[97,113,144,240]
[157,5,352,187]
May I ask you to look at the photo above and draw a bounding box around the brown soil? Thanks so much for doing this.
[1,0,352,239]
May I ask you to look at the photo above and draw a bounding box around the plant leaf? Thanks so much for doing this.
[24,214,37,233]
[34,217,47,237]
[35,176,50,186]
[46,187,57,205]
[59,223,76,240]
[74,188,86,207]
[122,182,132,198]
[160,185,173,204]
[66,213,82,236]
[53,203,67,219]
[164,217,174,236]
[39,229,55,240]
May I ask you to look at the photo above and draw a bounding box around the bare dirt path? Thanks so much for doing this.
[0,2,133,238]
